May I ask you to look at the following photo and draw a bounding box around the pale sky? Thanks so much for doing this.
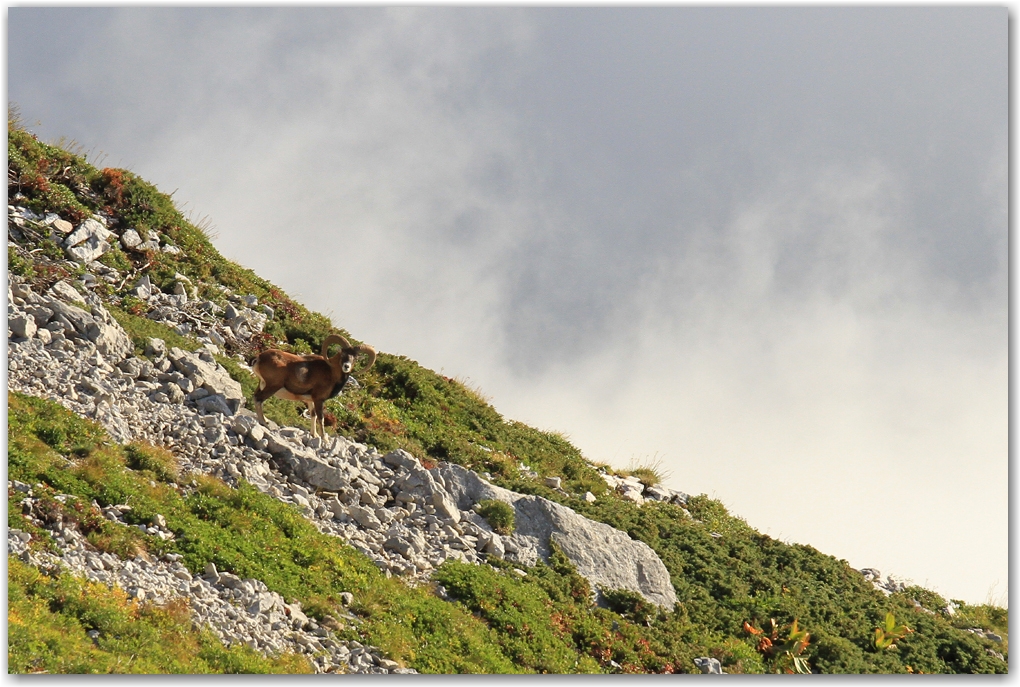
[8,7,1008,606]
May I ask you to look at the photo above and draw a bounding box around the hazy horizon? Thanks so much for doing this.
[8,6,1007,606]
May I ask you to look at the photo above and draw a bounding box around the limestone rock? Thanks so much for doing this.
[438,463,677,608]
[231,413,259,437]
[51,218,74,234]
[65,234,112,263]
[63,218,112,248]
[10,313,37,339]
[144,336,167,359]
[382,449,419,471]
[430,491,462,524]
[121,229,143,250]
[45,299,132,364]
[48,280,86,305]
[196,393,233,416]
[132,275,153,300]
[264,434,350,491]
[617,482,645,504]
[349,505,383,530]
[168,347,244,413]
[384,536,416,558]
[694,657,724,674]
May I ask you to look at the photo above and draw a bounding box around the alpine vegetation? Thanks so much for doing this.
[6,114,1007,674]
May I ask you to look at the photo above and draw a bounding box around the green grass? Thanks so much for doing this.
[568,494,1007,674]
[435,550,712,674]
[9,557,313,674]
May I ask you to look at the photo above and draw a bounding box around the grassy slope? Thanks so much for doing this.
[9,556,315,675]
[7,115,1008,674]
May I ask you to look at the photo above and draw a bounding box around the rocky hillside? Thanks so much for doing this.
[6,115,1008,673]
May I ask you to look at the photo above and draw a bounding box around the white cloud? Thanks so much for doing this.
[486,160,1007,603]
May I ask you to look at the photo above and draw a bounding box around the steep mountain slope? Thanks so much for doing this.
[7,114,1007,673]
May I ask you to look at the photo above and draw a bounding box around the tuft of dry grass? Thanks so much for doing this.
[624,454,672,488]
[452,376,492,406]
[187,211,220,241]
[125,442,180,483]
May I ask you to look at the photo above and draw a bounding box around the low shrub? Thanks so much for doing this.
[9,557,313,674]
[477,499,515,535]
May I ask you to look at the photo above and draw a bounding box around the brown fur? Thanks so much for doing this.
[252,335,375,438]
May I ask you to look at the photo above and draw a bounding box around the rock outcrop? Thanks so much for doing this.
[436,463,678,608]
[167,346,245,414]
[10,278,132,365]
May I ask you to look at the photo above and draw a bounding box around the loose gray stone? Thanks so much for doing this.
[430,491,462,524]
[694,657,724,674]
[11,282,33,299]
[132,274,153,300]
[231,414,258,437]
[349,505,383,530]
[118,358,143,378]
[383,449,419,471]
[26,305,54,326]
[121,229,143,249]
[384,536,416,558]
[66,235,112,263]
[10,313,37,339]
[484,533,506,559]
[51,218,74,234]
[144,336,166,359]
[265,436,358,491]
[285,603,309,630]
[168,347,244,413]
[48,280,87,305]
[246,421,265,441]
[643,485,672,502]
[617,483,645,504]
[45,299,132,364]
[63,218,111,248]
[196,393,233,416]
[218,572,243,589]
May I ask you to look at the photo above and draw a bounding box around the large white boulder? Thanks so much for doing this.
[438,463,678,609]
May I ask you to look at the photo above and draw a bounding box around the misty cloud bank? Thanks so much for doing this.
[8,7,1006,604]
